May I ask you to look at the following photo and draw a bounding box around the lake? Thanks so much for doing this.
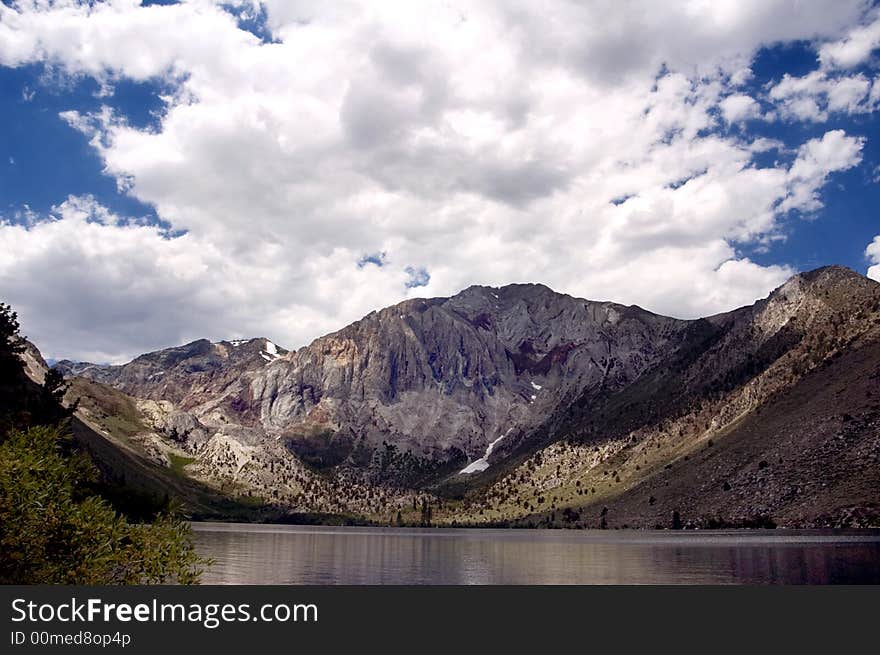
[191,522,880,584]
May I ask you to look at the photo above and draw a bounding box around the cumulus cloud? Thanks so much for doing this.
[719,94,763,123]
[818,8,880,69]
[0,1,876,361]
[766,8,880,122]
[781,130,864,213]
[769,70,879,121]
[867,236,880,282]
[0,195,418,362]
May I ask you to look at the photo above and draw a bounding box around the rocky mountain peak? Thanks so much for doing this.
[798,263,866,283]
[20,265,880,526]
[51,265,880,490]
[771,264,875,302]
[16,338,49,384]
[241,281,694,471]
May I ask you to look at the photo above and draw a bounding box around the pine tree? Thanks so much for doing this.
[672,510,682,530]
[0,302,25,378]
[419,498,433,527]
[36,367,79,426]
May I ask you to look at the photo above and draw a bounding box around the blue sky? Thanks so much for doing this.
[736,42,880,272]
[0,1,878,361]
[1,63,162,221]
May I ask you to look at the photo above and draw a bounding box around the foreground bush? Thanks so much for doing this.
[0,425,206,584]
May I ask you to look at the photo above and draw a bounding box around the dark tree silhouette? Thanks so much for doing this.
[38,367,79,426]
[672,510,682,530]
[0,302,25,378]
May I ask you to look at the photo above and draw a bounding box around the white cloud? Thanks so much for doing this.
[0,195,417,362]
[719,94,762,123]
[0,1,875,361]
[827,74,874,111]
[769,70,878,121]
[766,8,880,121]
[818,8,880,69]
[867,236,880,282]
[781,130,864,213]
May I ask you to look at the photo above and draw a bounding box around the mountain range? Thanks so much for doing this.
[24,265,880,528]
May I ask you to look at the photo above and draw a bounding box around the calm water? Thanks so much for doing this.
[192,522,880,585]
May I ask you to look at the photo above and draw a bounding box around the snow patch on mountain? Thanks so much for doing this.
[460,429,513,474]
[261,340,281,362]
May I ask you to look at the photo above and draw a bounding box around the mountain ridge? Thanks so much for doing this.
[39,264,880,527]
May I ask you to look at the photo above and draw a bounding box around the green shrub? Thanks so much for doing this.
[0,424,207,584]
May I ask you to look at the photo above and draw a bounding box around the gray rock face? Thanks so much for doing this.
[17,338,49,384]
[64,285,690,476]
[66,268,877,487]
[41,265,880,523]
[58,337,286,416]
[250,284,689,466]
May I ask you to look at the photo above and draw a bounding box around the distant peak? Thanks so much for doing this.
[768,265,876,309]
[218,337,268,347]
[796,264,864,284]
[454,282,559,301]
[790,265,876,294]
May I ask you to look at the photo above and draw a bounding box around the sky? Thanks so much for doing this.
[1,0,879,363]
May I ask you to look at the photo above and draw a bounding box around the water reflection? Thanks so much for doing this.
[191,523,880,585]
